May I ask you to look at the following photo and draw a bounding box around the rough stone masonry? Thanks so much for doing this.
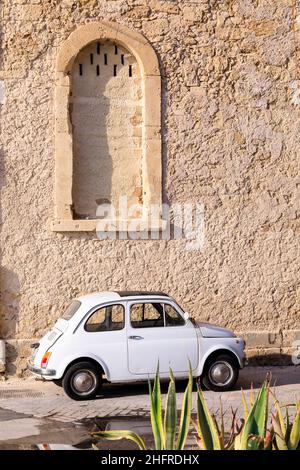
[0,0,300,374]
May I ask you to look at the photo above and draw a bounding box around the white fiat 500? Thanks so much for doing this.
[28,291,247,400]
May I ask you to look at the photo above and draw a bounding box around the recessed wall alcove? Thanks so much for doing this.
[72,41,143,220]
[51,21,164,232]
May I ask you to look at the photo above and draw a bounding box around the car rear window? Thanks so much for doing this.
[62,300,81,320]
[85,304,125,332]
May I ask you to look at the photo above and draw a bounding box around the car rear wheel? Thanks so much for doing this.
[62,361,102,400]
[53,379,62,387]
[199,354,239,392]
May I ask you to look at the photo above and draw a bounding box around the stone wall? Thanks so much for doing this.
[0,0,300,373]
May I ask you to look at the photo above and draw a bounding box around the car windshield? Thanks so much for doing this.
[61,300,81,320]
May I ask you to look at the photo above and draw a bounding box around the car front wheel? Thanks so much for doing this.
[62,361,102,400]
[200,354,239,392]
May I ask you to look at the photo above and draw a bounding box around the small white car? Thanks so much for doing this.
[28,291,247,400]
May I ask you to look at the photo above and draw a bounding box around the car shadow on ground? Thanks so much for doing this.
[97,378,186,400]
[95,364,300,400]
[238,364,300,389]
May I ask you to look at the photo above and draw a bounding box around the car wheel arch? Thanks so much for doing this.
[200,348,240,375]
[62,356,109,380]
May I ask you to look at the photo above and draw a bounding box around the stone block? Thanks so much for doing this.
[281,329,300,347]
[149,1,179,14]
[127,6,151,19]
[247,20,279,37]
[182,5,204,22]
[5,340,34,376]
[22,4,42,21]
[144,75,161,127]
[142,19,169,39]
[242,331,282,349]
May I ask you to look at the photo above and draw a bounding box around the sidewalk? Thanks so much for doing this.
[0,366,299,424]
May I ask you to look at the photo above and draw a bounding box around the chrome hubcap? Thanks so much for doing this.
[209,361,233,386]
[71,370,97,395]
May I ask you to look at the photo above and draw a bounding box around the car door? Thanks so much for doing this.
[127,300,198,376]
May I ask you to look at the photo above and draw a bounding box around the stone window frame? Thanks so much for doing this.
[51,21,164,232]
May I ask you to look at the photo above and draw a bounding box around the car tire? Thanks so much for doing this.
[62,361,102,400]
[199,354,239,392]
[53,379,63,387]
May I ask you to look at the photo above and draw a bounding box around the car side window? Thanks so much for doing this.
[131,303,164,328]
[85,304,124,332]
[164,304,185,327]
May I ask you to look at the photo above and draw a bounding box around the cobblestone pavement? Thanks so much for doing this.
[0,366,299,425]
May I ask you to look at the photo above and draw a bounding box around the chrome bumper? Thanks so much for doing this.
[27,362,56,377]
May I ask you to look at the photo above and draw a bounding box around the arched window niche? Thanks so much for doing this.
[51,21,164,232]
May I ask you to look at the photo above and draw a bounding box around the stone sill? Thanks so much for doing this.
[50,218,167,232]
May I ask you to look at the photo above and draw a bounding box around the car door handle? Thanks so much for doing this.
[128,335,144,340]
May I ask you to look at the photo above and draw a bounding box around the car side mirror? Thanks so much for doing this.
[183,312,189,320]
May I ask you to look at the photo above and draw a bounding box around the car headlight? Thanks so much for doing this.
[236,339,246,348]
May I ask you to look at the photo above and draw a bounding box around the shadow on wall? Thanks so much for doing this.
[0,123,21,374]
[247,354,297,368]
[159,55,169,212]
[0,264,21,375]
[0,148,3,346]
[0,267,21,340]
[71,41,112,220]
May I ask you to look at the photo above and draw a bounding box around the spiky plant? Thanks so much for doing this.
[92,363,193,450]
[271,394,300,450]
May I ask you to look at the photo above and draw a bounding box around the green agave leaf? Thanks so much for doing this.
[92,430,147,450]
[219,398,225,448]
[176,362,193,450]
[153,362,164,447]
[272,413,289,451]
[250,384,255,407]
[239,381,269,450]
[288,405,300,450]
[273,394,286,437]
[149,377,163,450]
[241,388,249,420]
[234,430,242,450]
[196,386,221,450]
[164,369,177,450]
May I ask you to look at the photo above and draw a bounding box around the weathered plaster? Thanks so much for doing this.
[0,0,300,373]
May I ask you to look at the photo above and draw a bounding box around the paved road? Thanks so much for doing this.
[0,366,299,448]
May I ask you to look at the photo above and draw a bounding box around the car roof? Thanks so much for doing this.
[77,291,170,305]
[116,291,169,297]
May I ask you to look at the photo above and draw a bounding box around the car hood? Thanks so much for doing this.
[196,322,236,338]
